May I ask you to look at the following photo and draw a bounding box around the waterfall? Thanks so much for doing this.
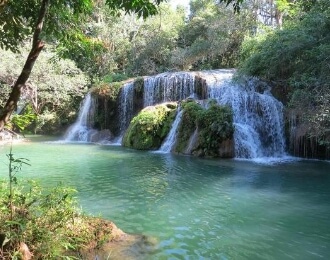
[118,82,134,134]
[185,129,198,154]
[204,71,286,158]
[158,110,184,153]
[144,72,195,107]
[64,93,97,142]
[68,69,287,159]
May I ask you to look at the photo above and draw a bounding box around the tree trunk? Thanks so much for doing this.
[0,0,49,131]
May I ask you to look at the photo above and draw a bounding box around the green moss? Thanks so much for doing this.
[123,103,177,150]
[175,100,234,157]
[175,100,203,153]
[196,102,234,157]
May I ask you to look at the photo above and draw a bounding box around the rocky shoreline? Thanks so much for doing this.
[0,129,22,144]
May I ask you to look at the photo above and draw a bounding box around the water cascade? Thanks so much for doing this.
[68,70,286,158]
[185,129,198,155]
[118,82,134,134]
[64,93,97,142]
[158,110,184,153]
[205,72,285,158]
[144,72,195,107]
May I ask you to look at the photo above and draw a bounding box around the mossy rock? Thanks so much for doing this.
[175,99,234,157]
[123,103,177,150]
[175,100,203,153]
[196,102,234,157]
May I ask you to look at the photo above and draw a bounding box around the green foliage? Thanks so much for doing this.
[239,0,330,148]
[176,100,234,157]
[11,106,37,132]
[127,3,185,75]
[123,103,177,150]
[197,101,234,156]
[102,73,129,83]
[240,1,330,85]
[0,43,88,134]
[106,0,164,19]
[0,179,83,258]
[0,0,164,53]
[176,100,203,152]
[91,81,124,102]
[174,0,255,70]
[0,150,114,259]
[57,34,107,80]
[0,0,93,52]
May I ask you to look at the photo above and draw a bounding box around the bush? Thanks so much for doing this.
[0,151,114,259]
[102,73,129,83]
[196,102,234,156]
[90,82,124,101]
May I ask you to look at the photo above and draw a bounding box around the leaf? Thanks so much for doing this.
[1,236,11,248]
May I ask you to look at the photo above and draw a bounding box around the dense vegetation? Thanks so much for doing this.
[0,150,117,259]
[239,0,330,153]
[0,44,88,134]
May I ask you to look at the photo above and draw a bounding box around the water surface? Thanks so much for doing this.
[1,138,329,259]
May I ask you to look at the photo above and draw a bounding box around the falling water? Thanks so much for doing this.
[118,82,134,134]
[185,129,198,154]
[117,73,195,141]
[158,110,184,153]
[204,71,286,158]
[144,72,195,107]
[68,70,286,158]
[64,93,97,142]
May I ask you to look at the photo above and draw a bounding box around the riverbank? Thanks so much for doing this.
[1,136,157,259]
[0,129,23,145]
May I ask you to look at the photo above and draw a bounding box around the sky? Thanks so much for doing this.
[169,0,190,9]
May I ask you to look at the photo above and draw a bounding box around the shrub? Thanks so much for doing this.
[196,102,234,156]
[0,151,114,259]
[90,82,123,102]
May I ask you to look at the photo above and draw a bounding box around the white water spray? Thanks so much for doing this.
[144,72,195,107]
[64,93,97,142]
[158,110,184,153]
[118,82,134,134]
[67,70,286,159]
[204,71,286,158]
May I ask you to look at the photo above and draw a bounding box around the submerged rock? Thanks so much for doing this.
[89,129,113,143]
[78,221,158,260]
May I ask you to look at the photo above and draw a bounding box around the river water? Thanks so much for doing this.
[1,137,329,259]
